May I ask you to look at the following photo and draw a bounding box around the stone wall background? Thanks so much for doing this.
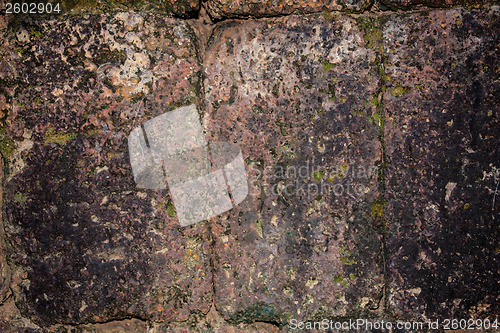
[0,0,498,331]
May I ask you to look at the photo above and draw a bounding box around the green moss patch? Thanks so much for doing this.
[321,59,337,72]
[167,203,177,217]
[371,202,384,217]
[44,127,78,146]
[390,84,411,97]
[230,303,280,324]
[0,128,15,159]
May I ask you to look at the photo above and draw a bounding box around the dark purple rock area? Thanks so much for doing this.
[1,13,212,328]
[382,7,499,320]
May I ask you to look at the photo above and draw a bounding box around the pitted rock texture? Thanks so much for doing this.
[0,2,499,331]
[203,14,385,323]
[60,0,200,16]
[0,301,285,332]
[0,157,11,305]
[205,0,372,19]
[1,13,212,326]
[382,7,500,320]
[380,0,488,10]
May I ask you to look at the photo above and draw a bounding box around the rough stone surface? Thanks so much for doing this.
[1,13,212,326]
[0,300,285,332]
[0,157,12,305]
[204,14,384,324]
[379,0,488,10]
[382,7,500,320]
[205,0,372,19]
[0,2,499,331]
[59,0,200,17]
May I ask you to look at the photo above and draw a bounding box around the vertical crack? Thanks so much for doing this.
[186,6,220,319]
[373,19,390,315]
[355,13,390,314]
[375,50,389,314]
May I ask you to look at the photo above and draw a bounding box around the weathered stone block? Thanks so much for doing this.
[205,0,372,19]
[382,7,499,320]
[380,0,488,10]
[203,14,384,323]
[0,157,12,305]
[60,0,200,17]
[1,13,211,326]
